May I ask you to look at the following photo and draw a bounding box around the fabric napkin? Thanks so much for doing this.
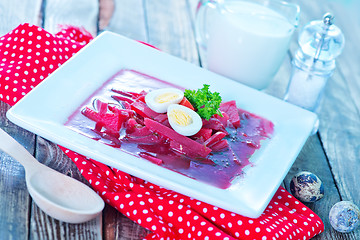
[0,23,324,240]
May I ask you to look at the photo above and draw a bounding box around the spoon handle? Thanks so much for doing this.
[0,128,41,172]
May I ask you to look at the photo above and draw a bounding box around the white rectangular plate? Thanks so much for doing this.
[7,31,318,218]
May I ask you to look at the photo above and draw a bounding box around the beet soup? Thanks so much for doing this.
[65,69,274,189]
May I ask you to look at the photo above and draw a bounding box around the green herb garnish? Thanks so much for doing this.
[184,84,223,120]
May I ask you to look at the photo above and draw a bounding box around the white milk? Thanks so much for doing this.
[206,1,294,90]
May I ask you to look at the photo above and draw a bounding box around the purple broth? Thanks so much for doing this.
[65,69,274,189]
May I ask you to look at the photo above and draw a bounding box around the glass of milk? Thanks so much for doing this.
[196,0,300,90]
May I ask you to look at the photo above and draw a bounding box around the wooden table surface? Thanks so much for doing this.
[1,0,360,239]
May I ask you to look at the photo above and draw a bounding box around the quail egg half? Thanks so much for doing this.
[167,104,202,136]
[145,88,184,113]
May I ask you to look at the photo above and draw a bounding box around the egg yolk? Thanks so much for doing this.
[155,93,180,103]
[168,109,193,126]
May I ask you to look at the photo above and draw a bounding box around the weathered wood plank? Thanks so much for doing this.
[145,0,199,64]
[104,205,150,240]
[0,102,35,240]
[102,0,147,42]
[0,0,43,36]
[0,1,42,238]
[42,0,99,36]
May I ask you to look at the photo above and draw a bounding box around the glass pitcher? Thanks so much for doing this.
[195,0,300,90]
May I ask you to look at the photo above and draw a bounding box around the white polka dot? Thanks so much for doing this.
[245,230,250,235]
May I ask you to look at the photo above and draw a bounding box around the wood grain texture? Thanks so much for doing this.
[43,0,99,36]
[103,205,150,240]
[145,0,199,64]
[103,0,147,42]
[0,1,41,236]
[0,0,43,35]
[0,101,34,239]
[99,0,115,30]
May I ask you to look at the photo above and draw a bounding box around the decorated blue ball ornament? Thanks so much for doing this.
[329,201,360,233]
[290,171,324,202]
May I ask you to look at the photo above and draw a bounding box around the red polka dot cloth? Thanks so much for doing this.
[0,23,324,240]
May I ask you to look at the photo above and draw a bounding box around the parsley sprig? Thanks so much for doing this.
[184,84,222,120]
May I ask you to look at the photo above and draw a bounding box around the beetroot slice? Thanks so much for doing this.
[204,131,227,147]
[125,134,162,144]
[144,118,212,158]
[112,89,143,98]
[112,95,135,103]
[94,99,108,115]
[214,111,229,127]
[131,101,160,119]
[125,118,153,137]
[202,117,226,132]
[82,105,130,133]
[220,100,240,128]
[209,139,229,152]
[192,128,212,141]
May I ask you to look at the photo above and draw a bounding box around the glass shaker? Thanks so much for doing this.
[284,13,345,112]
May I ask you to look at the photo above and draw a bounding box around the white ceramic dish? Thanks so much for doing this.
[7,31,318,218]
